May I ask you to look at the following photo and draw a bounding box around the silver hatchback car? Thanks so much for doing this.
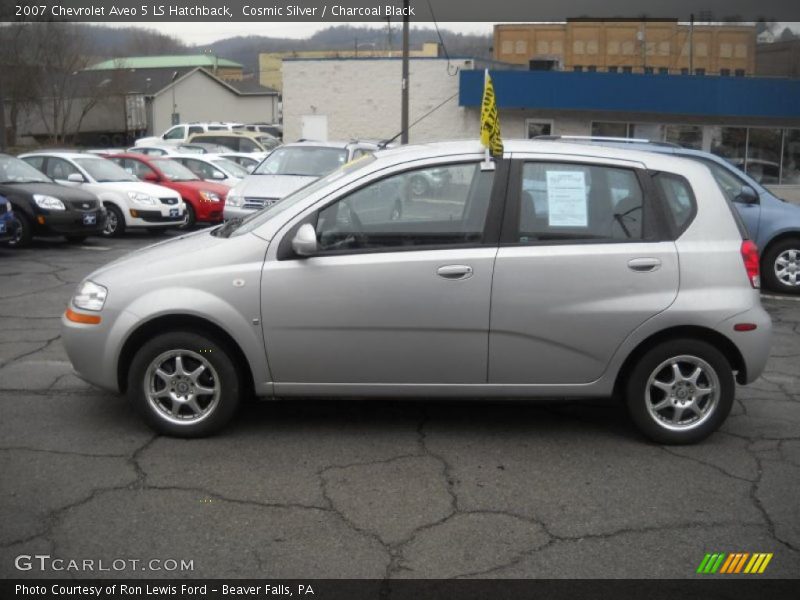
[61,141,771,444]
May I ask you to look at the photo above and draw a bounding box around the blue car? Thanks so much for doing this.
[539,137,800,294]
[0,193,18,244]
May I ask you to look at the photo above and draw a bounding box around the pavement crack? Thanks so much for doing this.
[0,335,61,368]
[657,445,755,482]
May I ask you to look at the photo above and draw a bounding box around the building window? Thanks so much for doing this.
[592,122,632,138]
[645,42,656,56]
[680,67,689,75]
[622,66,633,74]
[644,67,654,74]
[608,66,619,73]
[735,69,745,77]
[526,120,553,139]
[745,128,783,184]
[695,68,706,76]
[735,43,748,58]
[587,65,597,72]
[719,43,733,58]
[536,40,549,54]
[658,67,669,75]
[515,40,528,55]
[552,40,563,54]
[658,41,670,56]
[783,129,800,184]
[621,40,635,55]
[607,40,620,55]
[501,40,513,54]
[586,40,599,55]
[573,65,583,72]
[573,40,585,55]
[696,42,708,57]
[664,125,703,150]
[720,68,731,76]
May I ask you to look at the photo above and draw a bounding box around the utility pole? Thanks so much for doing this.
[0,87,6,152]
[401,0,410,144]
[689,14,694,74]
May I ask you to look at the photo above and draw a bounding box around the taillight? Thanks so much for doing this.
[741,240,760,289]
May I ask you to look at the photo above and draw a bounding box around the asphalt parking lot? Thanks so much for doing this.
[0,233,799,580]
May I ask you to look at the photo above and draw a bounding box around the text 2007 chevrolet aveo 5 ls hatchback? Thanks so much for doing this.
[61,141,772,444]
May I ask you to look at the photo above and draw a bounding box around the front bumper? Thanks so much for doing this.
[193,201,225,223]
[34,208,107,236]
[128,208,186,226]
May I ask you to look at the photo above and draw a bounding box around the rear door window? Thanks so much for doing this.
[515,162,647,242]
[653,173,696,235]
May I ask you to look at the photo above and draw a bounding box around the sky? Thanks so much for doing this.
[105,22,496,45]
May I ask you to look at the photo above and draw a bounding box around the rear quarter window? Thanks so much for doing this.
[653,173,696,236]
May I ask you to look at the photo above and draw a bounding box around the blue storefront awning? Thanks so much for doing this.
[459,70,800,120]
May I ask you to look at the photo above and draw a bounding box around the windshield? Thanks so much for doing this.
[212,158,248,178]
[228,153,376,237]
[153,159,200,181]
[75,158,138,183]
[253,146,348,177]
[0,155,51,183]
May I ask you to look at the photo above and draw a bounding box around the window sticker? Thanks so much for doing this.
[546,171,588,227]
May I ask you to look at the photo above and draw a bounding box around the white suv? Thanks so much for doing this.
[134,122,242,148]
[20,152,185,237]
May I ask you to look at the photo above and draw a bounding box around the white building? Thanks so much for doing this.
[282,57,481,143]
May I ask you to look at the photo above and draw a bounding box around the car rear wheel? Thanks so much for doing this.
[102,204,125,238]
[127,331,241,437]
[6,213,32,248]
[625,339,734,444]
[762,238,800,294]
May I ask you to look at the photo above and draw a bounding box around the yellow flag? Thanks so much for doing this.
[480,69,503,157]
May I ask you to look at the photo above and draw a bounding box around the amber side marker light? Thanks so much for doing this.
[65,307,101,325]
[734,323,757,332]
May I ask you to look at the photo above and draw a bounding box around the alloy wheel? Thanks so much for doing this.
[144,349,221,425]
[645,355,720,432]
[774,248,800,287]
[104,210,118,235]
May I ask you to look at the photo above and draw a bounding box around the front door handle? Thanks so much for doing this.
[628,257,662,272]
[437,265,473,280]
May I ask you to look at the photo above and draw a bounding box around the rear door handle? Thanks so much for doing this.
[437,265,473,280]
[627,258,662,272]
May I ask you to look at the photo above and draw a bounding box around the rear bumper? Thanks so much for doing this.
[715,304,772,384]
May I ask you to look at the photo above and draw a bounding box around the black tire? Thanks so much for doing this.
[6,213,33,248]
[65,235,88,244]
[762,238,800,295]
[625,338,734,445]
[127,331,241,437]
[177,203,196,230]
[102,204,126,238]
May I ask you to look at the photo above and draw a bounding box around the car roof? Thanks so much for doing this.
[19,151,103,160]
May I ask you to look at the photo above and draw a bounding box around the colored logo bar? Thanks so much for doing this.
[696,553,773,574]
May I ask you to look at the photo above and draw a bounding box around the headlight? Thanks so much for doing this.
[33,194,66,211]
[127,191,157,206]
[226,192,243,207]
[72,280,108,312]
[199,191,221,203]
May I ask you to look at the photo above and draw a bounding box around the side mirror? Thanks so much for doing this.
[736,185,759,205]
[211,171,225,180]
[67,173,84,183]
[291,223,318,257]
[246,165,255,173]
[143,172,159,182]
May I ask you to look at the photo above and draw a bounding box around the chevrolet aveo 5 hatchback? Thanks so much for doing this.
[61,141,772,444]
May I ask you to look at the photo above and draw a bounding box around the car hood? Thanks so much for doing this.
[167,180,230,196]
[235,174,317,199]
[88,228,263,289]
[95,181,181,198]
[0,182,98,202]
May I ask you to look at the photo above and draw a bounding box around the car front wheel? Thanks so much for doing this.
[127,331,241,437]
[6,213,32,248]
[762,238,800,294]
[102,204,125,238]
[625,339,734,444]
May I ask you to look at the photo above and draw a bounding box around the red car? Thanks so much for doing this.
[108,154,228,228]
